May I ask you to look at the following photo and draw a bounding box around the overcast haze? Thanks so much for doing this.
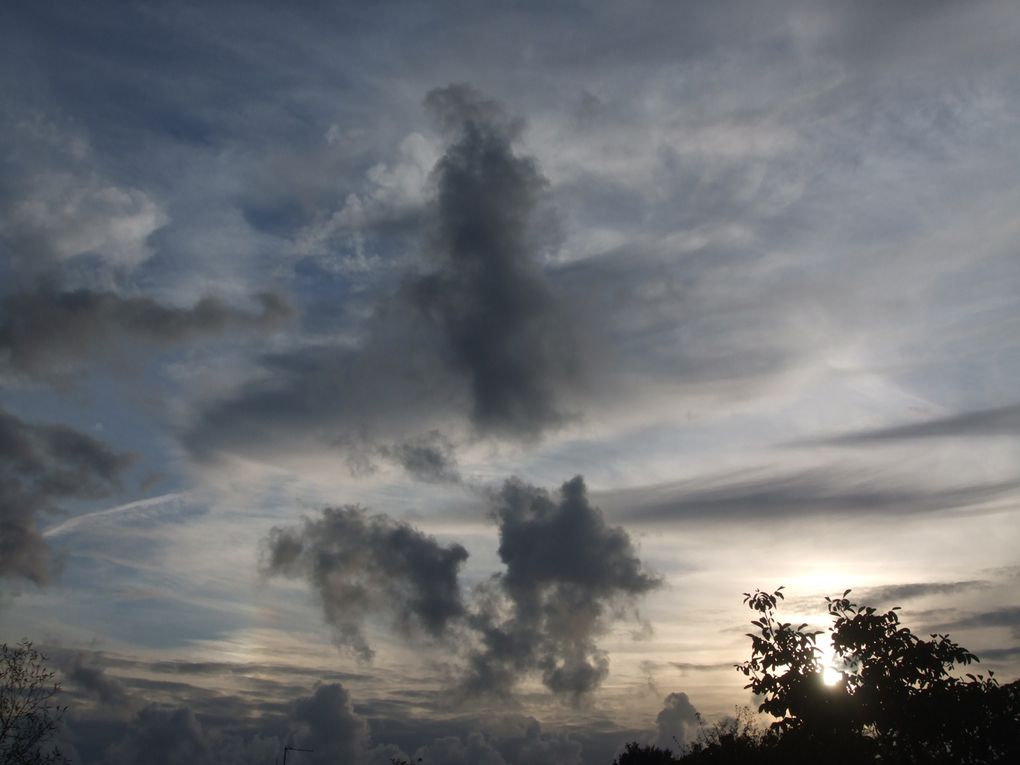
[2,2,1019,763]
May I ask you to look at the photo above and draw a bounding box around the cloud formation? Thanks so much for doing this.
[823,403,1020,444]
[414,732,507,765]
[938,607,1020,639]
[100,704,279,765]
[410,84,579,437]
[857,580,989,605]
[66,652,131,708]
[290,683,370,765]
[605,466,1020,524]
[0,405,130,585]
[186,85,581,461]
[261,506,469,660]
[261,475,658,701]
[0,285,291,381]
[655,692,700,749]
[378,430,461,483]
[462,476,660,701]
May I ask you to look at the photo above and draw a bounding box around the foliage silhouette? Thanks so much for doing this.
[0,640,69,765]
[616,587,1019,764]
[613,742,678,765]
[733,586,1019,762]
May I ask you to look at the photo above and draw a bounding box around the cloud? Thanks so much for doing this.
[0,405,130,585]
[821,403,1020,444]
[938,607,1020,639]
[655,692,700,749]
[101,705,211,765]
[186,84,582,461]
[0,285,291,381]
[410,83,579,438]
[461,476,660,701]
[290,684,370,765]
[669,661,735,672]
[260,506,469,660]
[856,580,989,605]
[414,732,507,765]
[66,653,131,708]
[99,704,279,765]
[977,646,1020,662]
[55,655,592,765]
[378,430,461,483]
[260,474,658,702]
[508,721,583,765]
[603,467,1020,524]
[0,111,168,278]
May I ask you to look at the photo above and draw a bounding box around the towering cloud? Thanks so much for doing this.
[655,692,700,749]
[290,683,370,765]
[0,405,130,585]
[411,84,579,437]
[261,506,469,660]
[413,732,507,765]
[463,475,661,701]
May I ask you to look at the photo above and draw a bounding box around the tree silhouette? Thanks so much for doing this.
[0,640,69,765]
[619,588,1019,764]
[731,586,1019,763]
[613,742,678,765]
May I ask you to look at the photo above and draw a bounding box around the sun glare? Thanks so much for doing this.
[818,639,842,687]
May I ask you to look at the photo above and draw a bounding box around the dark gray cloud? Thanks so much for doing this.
[414,732,507,765]
[0,405,130,585]
[260,505,469,660]
[669,661,735,672]
[101,705,212,765]
[41,641,645,765]
[378,430,461,483]
[0,285,291,381]
[410,83,579,437]
[655,692,700,749]
[98,705,278,765]
[508,722,583,765]
[259,475,658,702]
[856,580,989,605]
[461,476,660,701]
[290,683,370,765]
[66,653,132,708]
[937,607,1020,639]
[821,403,1020,445]
[978,646,1020,662]
[601,467,1020,524]
[54,660,594,765]
[186,84,581,460]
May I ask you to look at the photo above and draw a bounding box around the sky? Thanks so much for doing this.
[2,1,1019,763]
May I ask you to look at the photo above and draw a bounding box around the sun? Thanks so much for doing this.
[817,638,842,686]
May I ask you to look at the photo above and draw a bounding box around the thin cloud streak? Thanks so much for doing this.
[600,468,1020,525]
[817,403,1020,445]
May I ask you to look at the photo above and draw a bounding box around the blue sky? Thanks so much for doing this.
[2,2,1019,763]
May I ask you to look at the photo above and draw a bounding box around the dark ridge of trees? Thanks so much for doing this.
[618,587,1020,764]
